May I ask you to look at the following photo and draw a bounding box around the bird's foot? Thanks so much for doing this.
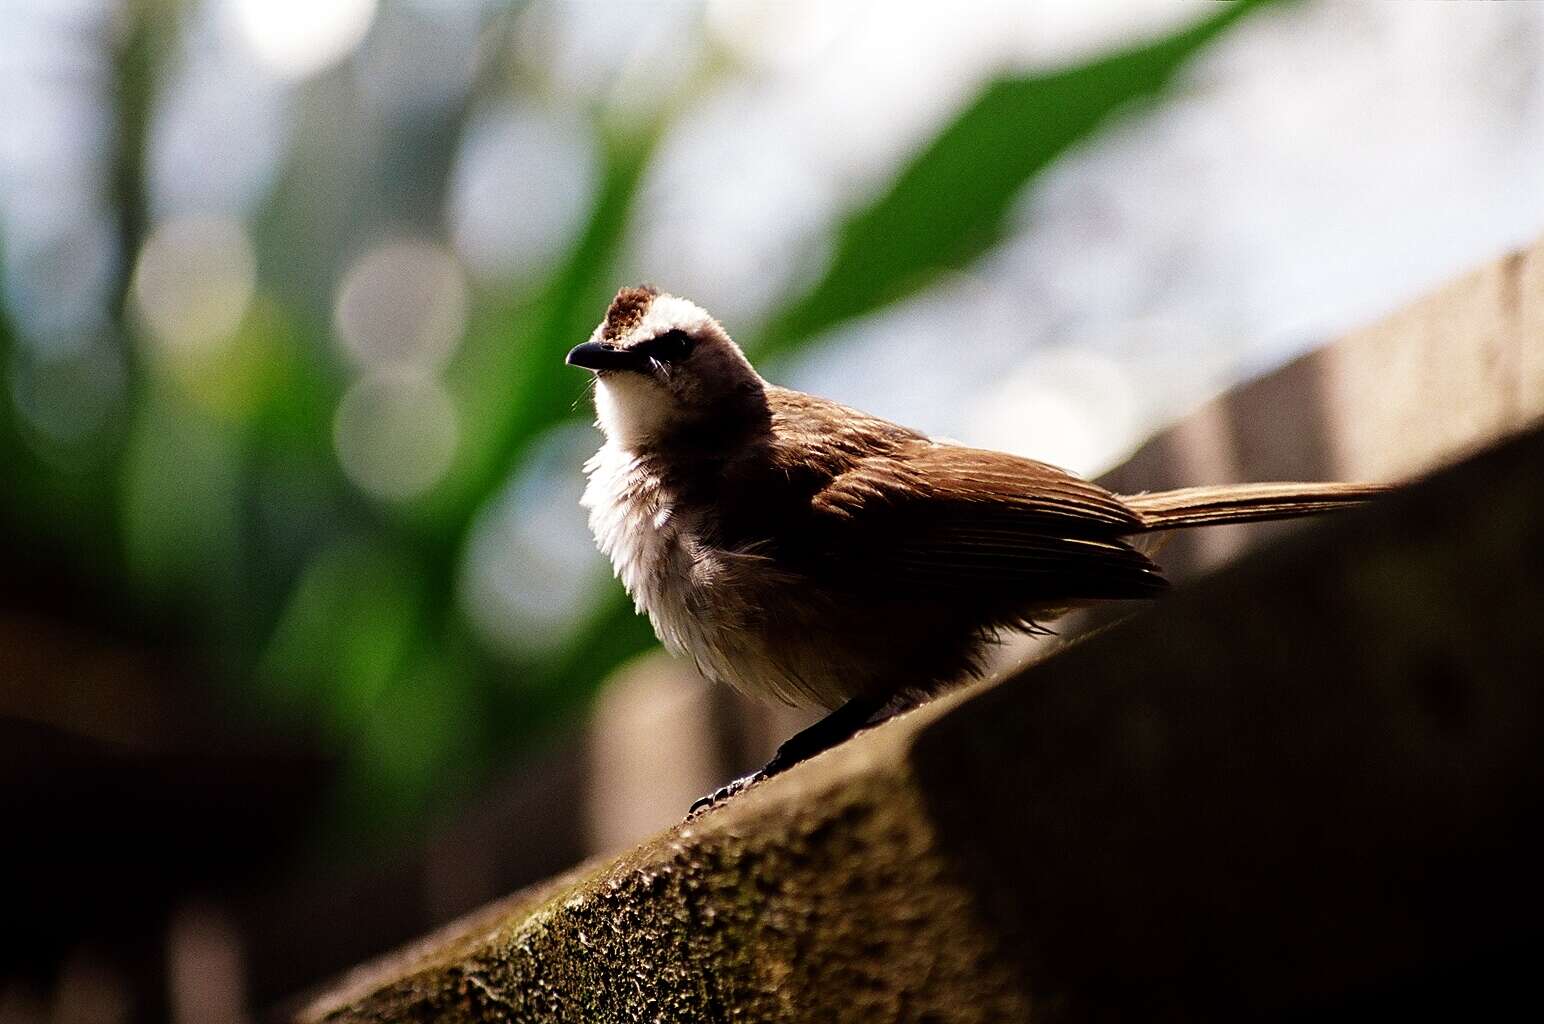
[685,695,896,820]
[686,770,765,819]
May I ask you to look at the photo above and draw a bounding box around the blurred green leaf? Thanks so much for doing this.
[109,0,170,316]
[282,119,668,831]
[755,0,1278,358]
[0,279,30,515]
[260,537,428,732]
[121,377,245,607]
[0,348,128,568]
[416,122,662,535]
[246,298,337,455]
[289,122,667,827]
[330,640,484,838]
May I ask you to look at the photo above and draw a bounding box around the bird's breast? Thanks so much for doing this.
[580,443,730,669]
[579,441,853,709]
[581,443,682,616]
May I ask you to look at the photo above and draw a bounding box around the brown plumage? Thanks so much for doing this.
[566,288,1387,807]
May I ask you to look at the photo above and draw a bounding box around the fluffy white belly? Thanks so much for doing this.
[580,442,847,709]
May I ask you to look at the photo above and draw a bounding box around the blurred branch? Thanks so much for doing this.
[109,0,174,318]
[242,116,665,842]
[0,0,175,568]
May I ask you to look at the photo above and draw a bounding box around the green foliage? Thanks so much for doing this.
[416,123,664,536]
[756,0,1275,358]
[122,380,245,607]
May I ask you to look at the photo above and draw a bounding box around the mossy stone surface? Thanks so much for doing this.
[296,714,1030,1023]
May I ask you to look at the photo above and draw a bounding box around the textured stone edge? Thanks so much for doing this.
[293,700,1032,1023]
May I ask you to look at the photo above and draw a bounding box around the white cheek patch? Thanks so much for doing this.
[595,373,676,450]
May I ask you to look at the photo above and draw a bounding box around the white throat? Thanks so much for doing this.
[594,373,675,452]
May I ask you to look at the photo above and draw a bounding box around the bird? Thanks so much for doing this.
[567,285,1386,811]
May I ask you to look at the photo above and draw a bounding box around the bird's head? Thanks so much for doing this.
[567,286,765,451]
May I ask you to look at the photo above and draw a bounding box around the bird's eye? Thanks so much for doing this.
[651,329,694,362]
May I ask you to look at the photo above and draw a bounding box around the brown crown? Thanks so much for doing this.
[602,285,659,341]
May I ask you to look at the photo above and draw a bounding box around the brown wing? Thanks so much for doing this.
[797,439,1168,606]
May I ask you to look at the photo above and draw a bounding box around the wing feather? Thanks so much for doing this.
[798,439,1166,604]
[751,389,1167,611]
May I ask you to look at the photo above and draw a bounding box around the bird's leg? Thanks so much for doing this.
[761,694,889,778]
[687,695,888,817]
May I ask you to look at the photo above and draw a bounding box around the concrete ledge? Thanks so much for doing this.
[297,418,1544,1021]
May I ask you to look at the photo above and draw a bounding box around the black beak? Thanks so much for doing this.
[566,341,644,372]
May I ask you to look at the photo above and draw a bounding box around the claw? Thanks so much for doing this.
[685,771,764,819]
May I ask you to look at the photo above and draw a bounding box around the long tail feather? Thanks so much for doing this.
[1119,481,1389,531]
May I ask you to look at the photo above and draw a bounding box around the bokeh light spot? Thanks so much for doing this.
[9,340,126,449]
[704,0,848,72]
[131,215,256,355]
[232,0,378,81]
[333,369,459,501]
[459,423,610,660]
[968,348,1141,477]
[333,240,467,370]
[447,102,596,285]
